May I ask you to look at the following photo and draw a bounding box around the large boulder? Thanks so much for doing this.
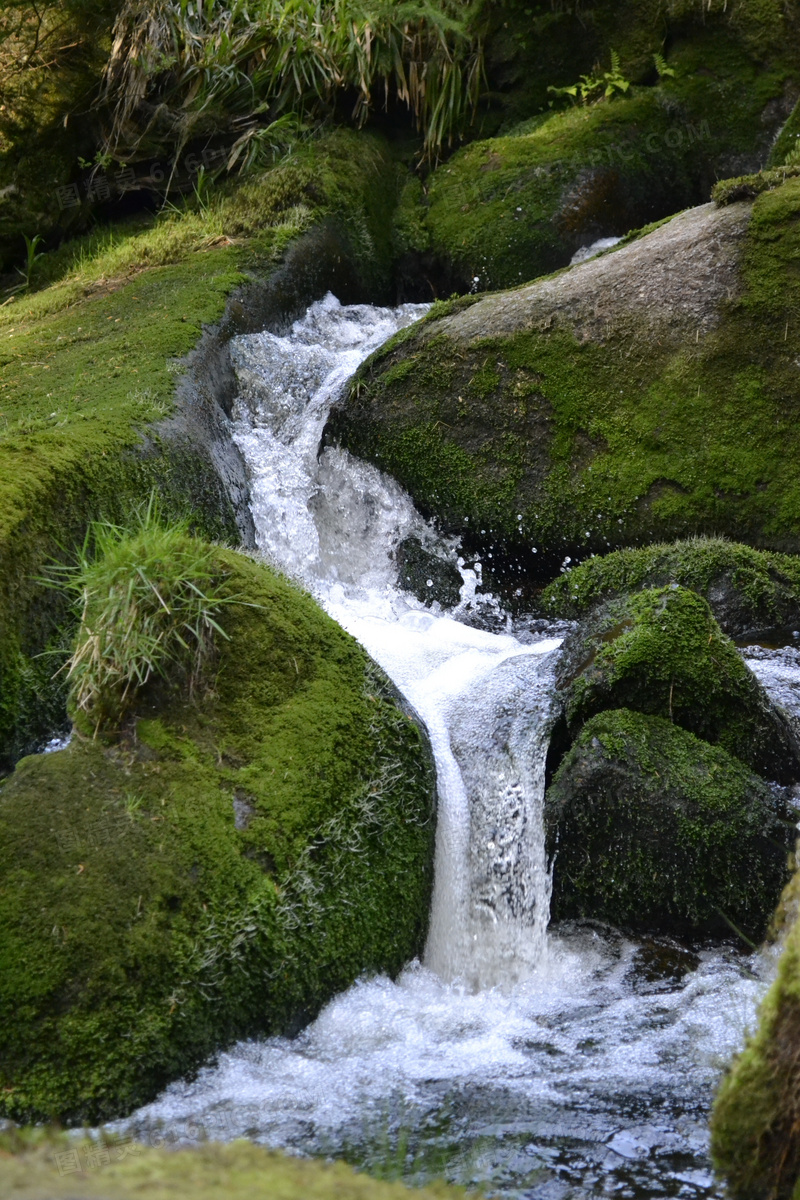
[545,708,793,938]
[540,537,800,638]
[0,547,435,1124]
[555,585,800,783]
[328,179,800,572]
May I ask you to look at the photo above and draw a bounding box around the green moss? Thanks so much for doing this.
[557,585,800,781]
[0,546,435,1124]
[541,537,800,633]
[0,129,405,772]
[0,1132,464,1200]
[711,871,800,1199]
[331,177,800,571]
[545,707,792,936]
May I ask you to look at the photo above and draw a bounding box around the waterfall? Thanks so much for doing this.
[230,292,562,989]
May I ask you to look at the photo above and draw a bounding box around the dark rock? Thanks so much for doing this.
[395,536,463,608]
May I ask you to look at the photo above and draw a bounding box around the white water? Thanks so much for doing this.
[120,295,793,1198]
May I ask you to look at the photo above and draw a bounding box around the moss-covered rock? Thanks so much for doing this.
[556,586,800,783]
[0,546,436,1124]
[0,1131,464,1200]
[711,867,800,1199]
[329,179,800,579]
[545,708,793,937]
[541,538,800,637]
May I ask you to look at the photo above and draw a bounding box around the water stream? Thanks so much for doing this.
[119,295,797,1198]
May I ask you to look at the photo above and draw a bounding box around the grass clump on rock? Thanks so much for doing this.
[58,499,239,735]
[555,586,800,784]
[0,523,436,1124]
[545,708,793,938]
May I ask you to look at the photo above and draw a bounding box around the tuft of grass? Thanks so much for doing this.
[53,497,238,735]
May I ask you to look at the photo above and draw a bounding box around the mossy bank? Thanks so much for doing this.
[0,1131,463,1200]
[330,180,800,583]
[0,545,436,1124]
[0,129,404,772]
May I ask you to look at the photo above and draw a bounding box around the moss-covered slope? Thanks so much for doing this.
[0,130,403,772]
[0,1132,463,1200]
[330,179,800,578]
[405,2,800,291]
[545,708,792,937]
[0,544,436,1125]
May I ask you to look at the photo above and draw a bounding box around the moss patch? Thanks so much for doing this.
[545,707,793,937]
[541,537,800,636]
[0,547,435,1125]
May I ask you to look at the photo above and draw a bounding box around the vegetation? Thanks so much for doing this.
[54,499,240,735]
[101,0,486,167]
[545,708,792,937]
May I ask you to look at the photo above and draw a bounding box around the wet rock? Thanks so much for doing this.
[395,536,463,608]
[545,708,794,938]
[556,586,800,785]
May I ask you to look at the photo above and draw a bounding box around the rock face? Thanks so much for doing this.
[556,586,800,784]
[545,709,793,938]
[328,180,800,571]
[0,548,436,1124]
[541,537,800,638]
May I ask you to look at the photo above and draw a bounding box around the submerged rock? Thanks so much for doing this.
[541,537,800,638]
[545,708,793,938]
[329,179,800,569]
[556,586,800,784]
[0,547,435,1124]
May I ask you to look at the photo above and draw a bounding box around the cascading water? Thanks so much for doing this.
[118,295,794,1199]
